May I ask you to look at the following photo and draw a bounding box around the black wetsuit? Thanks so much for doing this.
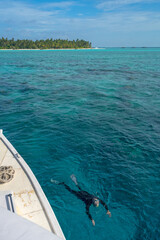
[61,183,109,221]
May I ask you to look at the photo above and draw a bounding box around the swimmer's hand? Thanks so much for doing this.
[92,219,95,226]
[107,210,111,217]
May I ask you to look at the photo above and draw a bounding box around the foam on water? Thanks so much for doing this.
[0,49,160,240]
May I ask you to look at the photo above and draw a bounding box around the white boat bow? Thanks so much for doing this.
[0,130,65,240]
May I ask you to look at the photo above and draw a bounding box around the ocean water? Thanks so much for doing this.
[0,48,160,240]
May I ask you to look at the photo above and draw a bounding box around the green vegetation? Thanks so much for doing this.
[0,37,92,49]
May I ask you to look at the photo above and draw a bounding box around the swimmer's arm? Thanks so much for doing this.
[99,199,111,217]
[86,205,95,226]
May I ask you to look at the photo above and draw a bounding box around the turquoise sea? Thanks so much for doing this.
[0,48,160,240]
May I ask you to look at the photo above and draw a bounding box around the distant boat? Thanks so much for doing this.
[0,130,65,240]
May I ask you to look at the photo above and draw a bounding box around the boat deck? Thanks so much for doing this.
[0,130,65,240]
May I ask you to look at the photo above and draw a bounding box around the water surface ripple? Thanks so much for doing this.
[0,49,160,240]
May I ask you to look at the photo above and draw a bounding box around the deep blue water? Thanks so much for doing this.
[0,49,160,240]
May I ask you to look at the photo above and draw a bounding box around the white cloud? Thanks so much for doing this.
[0,1,59,25]
[42,1,76,9]
[96,0,158,11]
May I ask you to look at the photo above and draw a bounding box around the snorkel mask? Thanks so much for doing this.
[93,198,99,207]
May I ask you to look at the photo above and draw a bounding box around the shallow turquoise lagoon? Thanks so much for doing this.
[0,49,160,240]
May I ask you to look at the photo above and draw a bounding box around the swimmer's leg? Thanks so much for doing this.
[51,179,77,194]
[60,182,78,195]
[77,185,82,191]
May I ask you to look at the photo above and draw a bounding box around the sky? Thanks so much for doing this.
[0,0,160,47]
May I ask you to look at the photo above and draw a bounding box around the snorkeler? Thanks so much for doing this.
[55,175,111,226]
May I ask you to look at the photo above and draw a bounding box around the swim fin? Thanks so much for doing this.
[50,179,60,185]
[70,174,78,185]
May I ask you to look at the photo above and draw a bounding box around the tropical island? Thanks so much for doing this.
[0,37,92,49]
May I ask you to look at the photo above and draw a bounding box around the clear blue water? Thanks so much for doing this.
[0,49,160,240]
